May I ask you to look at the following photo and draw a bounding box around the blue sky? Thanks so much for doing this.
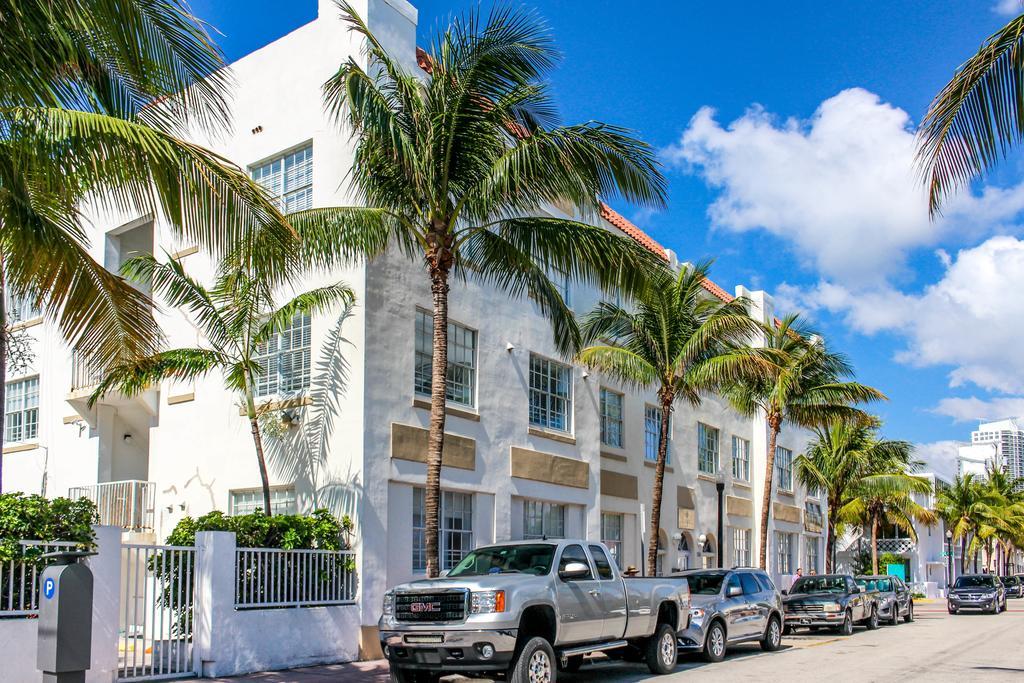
[191,1,1024,475]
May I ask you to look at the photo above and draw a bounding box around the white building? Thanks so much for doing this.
[1,0,823,656]
[958,418,1024,487]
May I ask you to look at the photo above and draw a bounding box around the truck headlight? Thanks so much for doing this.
[470,590,505,614]
[822,602,841,613]
[383,591,395,616]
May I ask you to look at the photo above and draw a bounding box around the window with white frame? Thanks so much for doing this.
[732,527,752,567]
[414,310,477,407]
[4,291,40,323]
[805,536,820,574]
[254,313,311,398]
[523,500,565,539]
[804,501,824,528]
[600,388,624,448]
[528,355,572,432]
[4,377,39,444]
[229,486,297,516]
[412,488,474,572]
[250,144,313,213]
[644,404,671,464]
[807,483,822,498]
[601,513,624,568]
[775,446,794,491]
[697,423,720,474]
[732,436,750,481]
[775,531,794,575]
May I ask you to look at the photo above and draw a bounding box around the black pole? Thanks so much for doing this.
[946,535,953,591]
[716,481,725,568]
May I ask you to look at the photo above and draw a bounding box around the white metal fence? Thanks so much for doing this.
[1,540,80,616]
[119,543,197,682]
[69,480,156,532]
[235,548,357,609]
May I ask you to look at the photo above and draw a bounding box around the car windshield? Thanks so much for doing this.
[447,544,556,577]
[686,573,726,595]
[954,576,996,589]
[856,578,891,591]
[1005,576,1020,586]
[790,576,847,594]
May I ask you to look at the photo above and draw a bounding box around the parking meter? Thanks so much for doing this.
[36,550,96,683]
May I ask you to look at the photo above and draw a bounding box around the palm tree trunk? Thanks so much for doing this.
[646,394,672,576]
[0,258,7,492]
[244,391,272,515]
[960,534,968,575]
[825,512,837,573]
[758,412,781,570]
[870,512,880,575]
[424,243,452,579]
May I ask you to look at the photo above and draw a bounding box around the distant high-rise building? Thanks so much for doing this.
[957,419,1024,489]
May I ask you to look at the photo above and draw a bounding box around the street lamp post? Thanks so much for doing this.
[716,469,725,569]
[945,529,954,591]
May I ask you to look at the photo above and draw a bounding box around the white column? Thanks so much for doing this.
[192,531,236,678]
[86,525,121,683]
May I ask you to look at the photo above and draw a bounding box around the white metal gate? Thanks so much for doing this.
[118,544,197,681]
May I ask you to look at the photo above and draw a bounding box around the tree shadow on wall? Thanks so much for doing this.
[262,305,362,524]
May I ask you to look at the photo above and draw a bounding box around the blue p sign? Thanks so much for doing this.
[43,577,55,600]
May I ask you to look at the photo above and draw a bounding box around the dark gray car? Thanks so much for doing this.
[947,574,1007,614]
[1004,575,1023,598]
[855,575,914,625]
[676,568,784,663]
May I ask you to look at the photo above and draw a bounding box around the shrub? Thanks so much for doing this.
[0,493,97,562]
[164,508,353,549]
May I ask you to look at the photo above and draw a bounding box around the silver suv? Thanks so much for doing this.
[676,568,784,662]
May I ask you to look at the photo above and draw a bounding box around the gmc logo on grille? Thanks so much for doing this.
[409,602,442,613]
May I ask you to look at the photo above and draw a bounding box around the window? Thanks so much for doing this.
[807,483,821,499]
[4,377,39,444]
[414,310,477,407]
[731,436,750,481]
[4,291,40,323]
[523,500,565,539]
[250,145,313,212]
[805,537,820,574]
[755,572,776,593]
[589,545,614,580]
[700,536,716,569]
[726,574,742,595]
[775,446,793,491]
[600,389,624,448]
[558,544,592,578]
[529,355,572,432]
[739,572,761,595]
[254,313,311,397]
[804,501,824,528]
[697,423,720,474]
[775,531,794,575]
[412,488,474,572]
[601,513,624,568]
[732,527,752,567]
[229,486,297,516]
[644,405,671,464]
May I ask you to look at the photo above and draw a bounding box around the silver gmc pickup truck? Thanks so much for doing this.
[379,539,690,683]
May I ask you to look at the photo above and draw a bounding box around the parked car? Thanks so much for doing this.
[676,568,784,663]
[947,574,1007,614]
[782,574,879,635]
[855,575,914,625]
[378,540,691,683]
[1003,575,1023,598]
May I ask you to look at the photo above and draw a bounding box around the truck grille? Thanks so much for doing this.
[786,604,825,614]
[395,591,467,622]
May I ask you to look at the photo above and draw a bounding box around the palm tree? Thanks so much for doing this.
[90,255,354,515]
[916,11,1024,215]
[975,468,1024,574]
[725,315,885,570]
[0,1,298,485]
[304,3,666,577]
[837,438,936,575]
[577,262,765,575]
[936,474,989,575]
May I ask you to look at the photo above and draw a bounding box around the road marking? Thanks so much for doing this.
[801,637,842,648]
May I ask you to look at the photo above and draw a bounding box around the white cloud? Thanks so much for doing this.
[932,396,1024,423]
[666,88,1024,287]
[913,441,963,480]
[994,0,1022,16]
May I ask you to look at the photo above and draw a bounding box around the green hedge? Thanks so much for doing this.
[164,508,353,549]
[0,493,97,562]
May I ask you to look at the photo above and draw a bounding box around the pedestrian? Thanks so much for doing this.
[795,567,803,579]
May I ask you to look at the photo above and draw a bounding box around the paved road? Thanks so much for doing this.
[213,603,1024,682]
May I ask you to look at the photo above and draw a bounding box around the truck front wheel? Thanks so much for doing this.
[644,622,678,674]
[509,636,557,683]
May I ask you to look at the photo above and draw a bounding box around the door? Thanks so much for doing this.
[721,573,751,640]
[555,544,604,643]
[738,572,768,637]
[893,578,909,616]
[588,545,627,639]
[847,577,868,620]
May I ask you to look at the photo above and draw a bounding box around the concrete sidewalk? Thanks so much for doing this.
[208,660,390,682]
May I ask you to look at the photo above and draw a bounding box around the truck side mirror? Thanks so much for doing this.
[559,562,590,580]
[852,586,861,594]
[781,589,788,596]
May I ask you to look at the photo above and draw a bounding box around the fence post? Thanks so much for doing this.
[192,531,236,678]
[87,525,121,683]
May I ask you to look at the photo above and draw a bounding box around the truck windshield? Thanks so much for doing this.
[686,573,725,595]
[790,577,847,594]
[954,576,996,589]
[447,544,556,577]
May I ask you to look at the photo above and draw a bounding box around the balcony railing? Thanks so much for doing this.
[70,349,104,392]
[68,480,155,531]
[876,538,915,554]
